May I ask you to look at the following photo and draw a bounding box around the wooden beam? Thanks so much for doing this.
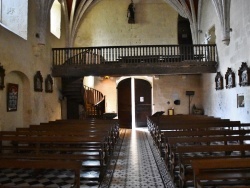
[52,62,217,77]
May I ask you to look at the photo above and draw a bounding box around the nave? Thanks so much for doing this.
[106,128,174,188]
[0,128,174,188]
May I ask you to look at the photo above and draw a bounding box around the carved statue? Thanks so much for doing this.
[127,1,135,24]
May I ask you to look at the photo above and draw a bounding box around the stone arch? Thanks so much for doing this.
[2,71,31,130]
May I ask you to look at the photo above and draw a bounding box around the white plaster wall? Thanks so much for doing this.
[0,1,63,130]
[199,0,250,122]
[90,74,202,116]
[94,76,117,113]
[153,75,203,115]
[75,0,178,47]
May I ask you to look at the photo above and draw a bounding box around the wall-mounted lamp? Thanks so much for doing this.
[174,100,180,105]
[104,76,110,79]
[127,0,135,24]
[0,63,5,90]
[100,76,110,80]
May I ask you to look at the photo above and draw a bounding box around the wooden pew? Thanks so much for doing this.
[0,138,104,186]
[147,115,249,155]
[167,135,250,178]
[147,115,245,145]
[0,159,82,188]
[17,125,118,151]
[30,120,120,143]
[191,158,250,188]
[147,115,250,188]
[12,129,113,158]
[153,121,246,143]
[0,119,120,185]
[159,129,250,164]
[176,144,250,188]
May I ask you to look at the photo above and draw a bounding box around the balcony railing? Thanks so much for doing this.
[52,44,217,66]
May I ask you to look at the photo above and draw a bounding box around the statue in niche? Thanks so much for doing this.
[228,74,232,85]
[217,78,221,88]
[36,78,42,90]
[34,71,43,92]
[225,67,235,89]
[45,74,53,93]
[215,72,223,90]
[238,62,250,87]
[242,70,248,83]
[127,1,135,24]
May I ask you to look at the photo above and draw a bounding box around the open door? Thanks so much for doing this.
[117,78,132,128]
[135,79,152,127]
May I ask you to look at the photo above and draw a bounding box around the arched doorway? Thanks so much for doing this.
[117,78,152,128]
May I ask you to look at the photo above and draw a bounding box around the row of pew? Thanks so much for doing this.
[147,115,250,188]
[0,119,120,188]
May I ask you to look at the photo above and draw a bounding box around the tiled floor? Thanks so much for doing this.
[0,128,174,188]
[107,128,174,188]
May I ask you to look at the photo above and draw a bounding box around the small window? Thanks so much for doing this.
[50,0,61,39]
[0,0,28,40]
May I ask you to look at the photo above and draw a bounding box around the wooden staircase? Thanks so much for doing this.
[83,85,105,119]
[62,78,85,105]
[62,77,105,119]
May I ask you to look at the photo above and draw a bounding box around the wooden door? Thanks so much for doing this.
[62,77,80,119]
[67,100,80,119]
[117,78,132,128]
[135,79,152,127]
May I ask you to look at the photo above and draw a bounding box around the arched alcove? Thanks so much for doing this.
[2,71,31,130]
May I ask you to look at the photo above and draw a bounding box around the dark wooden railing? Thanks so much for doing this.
[83,85,105,119]
[52,44,217,66]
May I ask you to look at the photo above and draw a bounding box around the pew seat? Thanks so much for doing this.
[191,158,250,188]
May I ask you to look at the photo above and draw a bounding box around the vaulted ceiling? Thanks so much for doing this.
[36,0,231,46]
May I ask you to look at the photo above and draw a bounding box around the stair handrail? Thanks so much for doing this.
[83,85,105,118]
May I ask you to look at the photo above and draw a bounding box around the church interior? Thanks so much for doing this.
[0,0,250,187]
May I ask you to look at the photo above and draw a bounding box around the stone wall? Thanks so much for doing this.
[75,0,178,46]
[0,1,63,130]
[199,0,250,123]
[153,75,203,115]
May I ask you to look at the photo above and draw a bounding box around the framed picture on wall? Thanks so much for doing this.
[7,83,18,112]
[237,94,244,108]
[34,71,43,92]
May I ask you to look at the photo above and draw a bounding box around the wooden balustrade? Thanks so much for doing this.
[52,44,217,66]
[52,44,218,76]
